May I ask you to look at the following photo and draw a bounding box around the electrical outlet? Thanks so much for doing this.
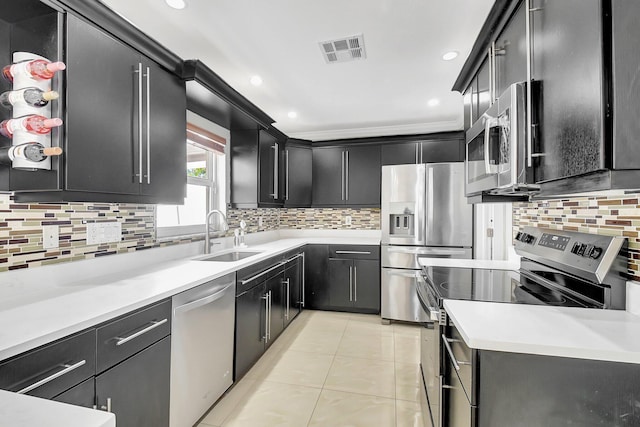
[258,216,263,227]
[86,222,122,245]
[42,225,59,249]
[345,215,352,226]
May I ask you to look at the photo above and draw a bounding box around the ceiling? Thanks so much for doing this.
[100,0,494,141]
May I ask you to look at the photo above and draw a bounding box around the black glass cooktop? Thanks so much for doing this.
[421,265,604,308]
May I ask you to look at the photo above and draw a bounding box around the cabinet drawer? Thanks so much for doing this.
[443,324,474,405]
[97,299,171,373]
[329,245,380,260]
[236,259,285,295]
[0,329,96,399]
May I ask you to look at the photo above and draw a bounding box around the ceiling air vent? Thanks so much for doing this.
[319,34,366,64]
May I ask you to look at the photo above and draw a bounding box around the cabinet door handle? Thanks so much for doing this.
[262,292,269,342]
[240,261,285,285]
[285,149,290,200]
[16,360,87,395]
[285,278,290,319]
[115,318,168,346]
[286,253,304,263]
[441,334,471,371]
[271,143,279,199]
[100,397,112,413]
[301,252,306,308]
[268,290,272,340]
[335,250,371,255]
[145,66,151,184]
[345,150,349,200]
[488,45,494,105]
[341,151,345,201]
[349,265,353,301]
[354,265,357,302]
[135,63,143,183]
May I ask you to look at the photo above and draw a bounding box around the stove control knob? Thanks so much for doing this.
[571,243,581,254]
[589,247,603,259]
[525,234,535,244]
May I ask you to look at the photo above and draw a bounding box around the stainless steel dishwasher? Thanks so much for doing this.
[170,272,236,427]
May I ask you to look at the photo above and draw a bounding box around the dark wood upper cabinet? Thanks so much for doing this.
[381,134,464,165]
[312,144,380,207]
[258,130,284,206]
[230,128,285,208]
[531,0,605,183]
[66,14,186,203]
[312,146,344,206]
[454,0,640,196]
[3,7,187,204]
[494,2,527,98]
[283,140,312,207]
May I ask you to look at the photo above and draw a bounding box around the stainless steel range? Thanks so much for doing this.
[416,226,628,427]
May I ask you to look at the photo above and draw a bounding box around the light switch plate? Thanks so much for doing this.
[345,215,352,225]
[42,225,59,249]
[86,222,122,245]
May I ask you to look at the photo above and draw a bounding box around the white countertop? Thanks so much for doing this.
[444,299,640,363]
[0,231,380,361]
[0,230,380,426]
[0,390,115,427]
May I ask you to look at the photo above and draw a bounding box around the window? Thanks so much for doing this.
[157,113,228,238]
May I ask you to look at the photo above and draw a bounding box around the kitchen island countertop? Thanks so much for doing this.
[444,299,640,364]
[0,390,115,427]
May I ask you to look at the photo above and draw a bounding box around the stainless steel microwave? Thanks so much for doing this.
[465,82,538,196]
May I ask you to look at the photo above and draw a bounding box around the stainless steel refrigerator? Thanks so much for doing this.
[381,163,473,323]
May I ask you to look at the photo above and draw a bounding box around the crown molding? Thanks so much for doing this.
[284,119,463,142]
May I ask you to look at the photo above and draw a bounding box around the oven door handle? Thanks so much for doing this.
[416,278,441,322]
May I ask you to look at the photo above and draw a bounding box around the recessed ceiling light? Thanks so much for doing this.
[165,0,186,9]
[250,75,263,86]
[427,99,440,107]
[442,51,459,61]
[287,111,298,119]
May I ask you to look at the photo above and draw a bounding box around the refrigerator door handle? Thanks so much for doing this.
[426,166,434,241]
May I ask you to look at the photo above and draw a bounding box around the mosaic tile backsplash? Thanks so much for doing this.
[513,191,640,281]
[0,194,380,272]
[0,194,194,272]
[280,208,381,230]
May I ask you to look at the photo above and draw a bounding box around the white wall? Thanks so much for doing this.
[474,203,515,261]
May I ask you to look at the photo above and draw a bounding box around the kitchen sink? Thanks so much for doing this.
[197,250,263,262]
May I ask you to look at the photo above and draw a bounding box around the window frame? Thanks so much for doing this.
[156,118,228,239]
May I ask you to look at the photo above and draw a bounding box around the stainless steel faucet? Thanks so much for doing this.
[204,209,229,254]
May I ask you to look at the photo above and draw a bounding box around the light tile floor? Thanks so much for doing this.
[197,310,424,427]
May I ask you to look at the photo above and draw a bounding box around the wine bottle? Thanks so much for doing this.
[0,87,59,108]
[0,115,63,138]
[0,142,62,164]
[2,59,66,82]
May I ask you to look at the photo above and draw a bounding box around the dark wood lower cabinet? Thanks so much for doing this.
[234,282,267,380]
[283,257,302,326]
[328,258,353,310]
[52,377,95,408]
[304,245,330,310]
[96,336,171,427]
[352,259,380,311]
[265,273,285,346]
[325,246,381,314]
